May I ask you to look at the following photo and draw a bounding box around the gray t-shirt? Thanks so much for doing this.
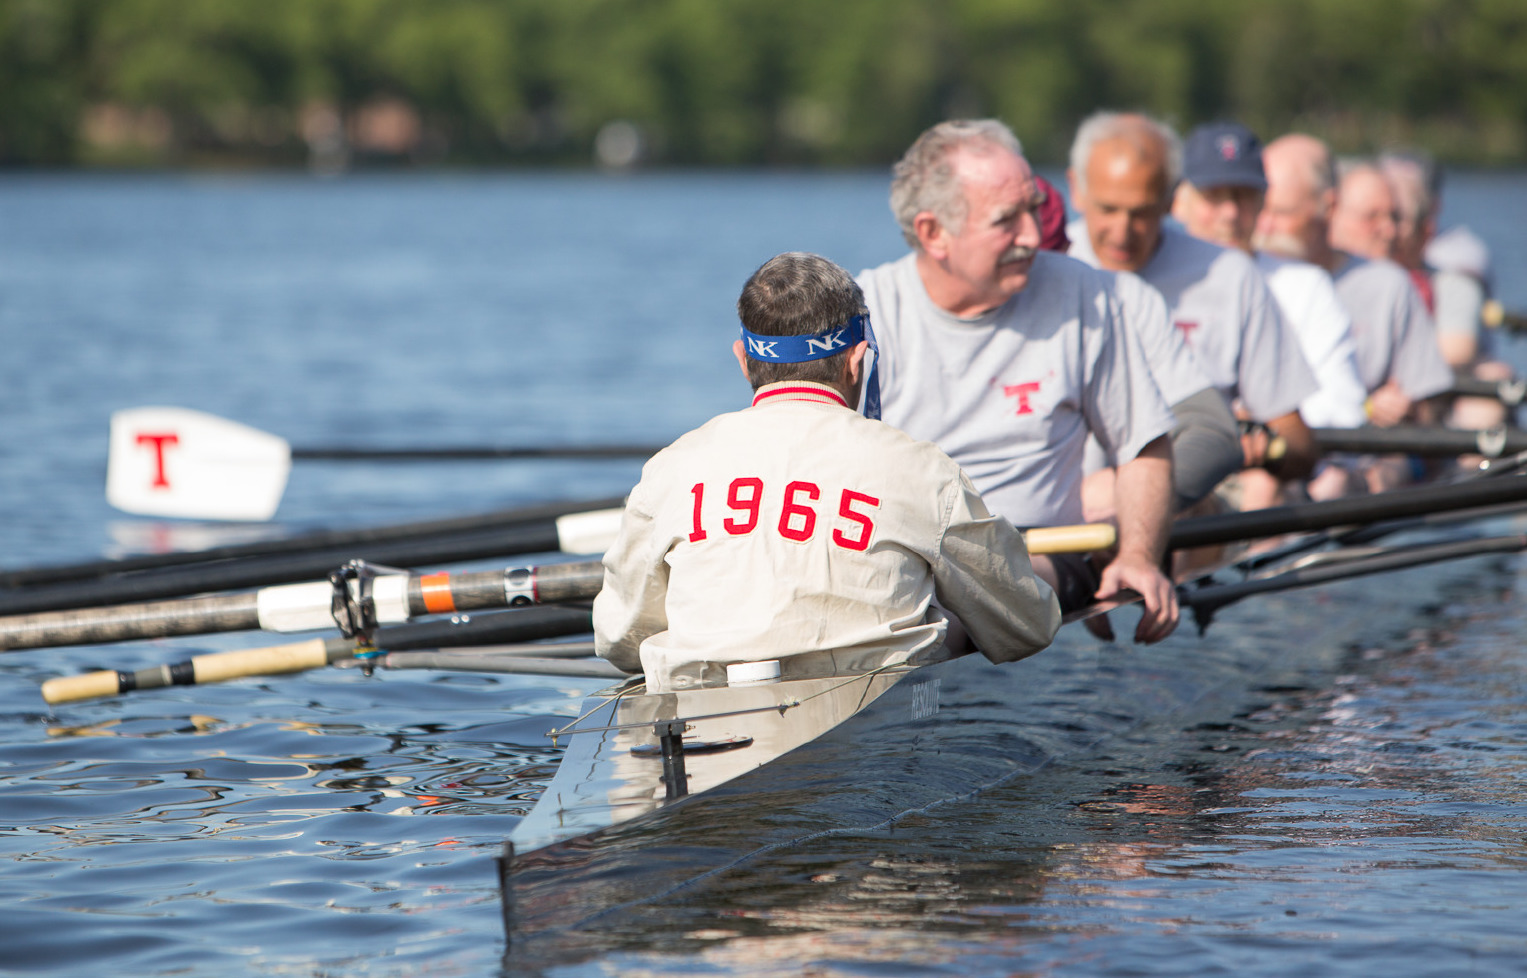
[1070,223,1318,422]
[857,251,1174,527]
[1107,267,1213,405]
[1332,255,1453,400]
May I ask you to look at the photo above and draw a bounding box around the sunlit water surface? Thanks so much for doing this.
[0,172,1525,977]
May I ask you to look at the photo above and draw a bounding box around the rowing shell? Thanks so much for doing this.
[497,512,1527,956]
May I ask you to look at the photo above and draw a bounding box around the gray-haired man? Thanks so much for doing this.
[857,120,1179,643]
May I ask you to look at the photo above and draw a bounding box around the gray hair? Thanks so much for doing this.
[889,119,1024,249]
[737,252,866,389]
[1305,143,1338,199]
[1379,150,1439,222]
[1068,111,1182,198]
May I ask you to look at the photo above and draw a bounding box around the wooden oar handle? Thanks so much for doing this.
[41,637,351,705]
[1024,523,1117,554]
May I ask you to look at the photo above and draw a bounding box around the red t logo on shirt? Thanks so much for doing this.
[1003,381,1041,416]
[1174,320,1199,342]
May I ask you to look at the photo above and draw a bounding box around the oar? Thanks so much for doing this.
[0,496,625,591]
[1168,473,1527,550]
[1483,299,1527,333]
[40,605,597,705]
[0,505,625,617]
[0,559,604,652]
[2,524,1120,653]
[1183,533,1527,631]
[1449,375,1527,406]
[1310,425,1527,458]
[107,406,660,520]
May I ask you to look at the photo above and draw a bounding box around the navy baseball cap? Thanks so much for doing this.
[1182,121,1267,190]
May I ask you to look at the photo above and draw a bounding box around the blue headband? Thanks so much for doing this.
[740,314,866,363]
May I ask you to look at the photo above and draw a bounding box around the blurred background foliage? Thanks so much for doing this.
[1,0,1524,168]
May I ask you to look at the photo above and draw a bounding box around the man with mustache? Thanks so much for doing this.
[856,119,1179,644]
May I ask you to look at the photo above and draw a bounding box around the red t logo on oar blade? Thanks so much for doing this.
[1003,381,1042,416]
[136,432,180,488]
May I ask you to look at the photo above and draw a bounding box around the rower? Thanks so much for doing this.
[855,120,1180,643]
[1379,151,1512,433]
[1031,174,1242,521]
[1170,121,1366,504]
[593,252,1061,692]
[1066,112,1321,505]
[1258,134,1452,487]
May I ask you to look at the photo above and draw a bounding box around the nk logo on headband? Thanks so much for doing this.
[741,315,866,363]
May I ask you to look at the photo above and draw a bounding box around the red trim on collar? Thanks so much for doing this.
[751,384,849,408]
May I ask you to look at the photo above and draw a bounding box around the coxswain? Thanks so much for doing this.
[594,252,1062,691]
[856,119,1180,643]
[1258,135,1451,436]
[1170,120,1366,504]
[1065,112,1322,500]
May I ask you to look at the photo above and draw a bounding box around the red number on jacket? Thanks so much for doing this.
[688,483,707,542]
[724,477,763,534]
[778,481,820,541]
[832,490,880,551]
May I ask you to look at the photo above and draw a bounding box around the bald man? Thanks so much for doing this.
[1380,152,1511,430]
[1172,121,1366,434]
[1066,111,1321,487]
[1330,163,1399,262]
[1259,136,1450,428]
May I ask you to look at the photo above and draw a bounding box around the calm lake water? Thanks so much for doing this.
[2,170,1527,977]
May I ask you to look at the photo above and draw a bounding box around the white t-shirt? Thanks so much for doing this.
[857,251,1175,527]
[1255,253,1368,428]
[593,381,1062,691]
[1332,255,1453,399]
[1070,223,1318,422]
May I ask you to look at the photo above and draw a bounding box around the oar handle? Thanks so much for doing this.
[1025,523,1116,554]
[1482,300,1527,332]
[41,637,352,705]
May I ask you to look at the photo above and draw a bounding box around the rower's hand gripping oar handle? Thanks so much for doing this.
[40,637,355,705]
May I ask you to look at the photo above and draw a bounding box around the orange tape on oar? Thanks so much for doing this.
[418,572,457,614]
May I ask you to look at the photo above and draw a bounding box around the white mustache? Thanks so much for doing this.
[1000,246,1036,264]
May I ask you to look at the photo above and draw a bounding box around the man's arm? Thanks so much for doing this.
[1168,387,1242,510]
[591,497,668,675]
[933,473,1062,664]
[1096,434,1178,644]
[1261,409,1318,479]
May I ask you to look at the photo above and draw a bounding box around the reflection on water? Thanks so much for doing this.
[508,563,1527,978]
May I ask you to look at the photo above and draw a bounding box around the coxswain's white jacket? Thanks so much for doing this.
[594,381,1062,691]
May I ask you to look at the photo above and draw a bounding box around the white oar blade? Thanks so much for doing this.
[107,407,292,521]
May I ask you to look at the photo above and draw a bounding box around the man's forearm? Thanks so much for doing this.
[1168,387,1241,511]
[1114,436,1174,565]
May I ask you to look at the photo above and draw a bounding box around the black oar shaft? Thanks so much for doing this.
[1186,534,1527,626]
[1449,376,1527,406]
[1170,474,1527,550]
[3,593,261,652]
[0,496,624,590]
[1,561,603,652]
[1312,425,1527,457]
[0,523,567,618]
